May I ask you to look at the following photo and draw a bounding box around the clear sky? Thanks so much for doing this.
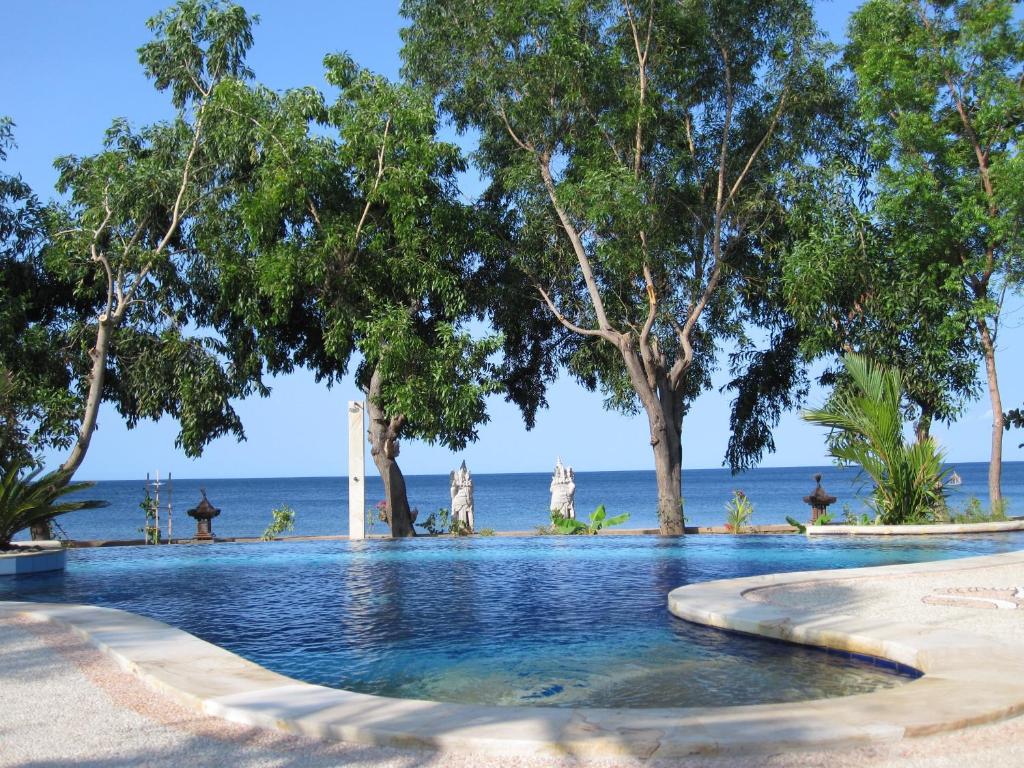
[4,0,1022,480]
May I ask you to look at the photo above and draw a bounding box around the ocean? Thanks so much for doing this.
[28,461,1024,542]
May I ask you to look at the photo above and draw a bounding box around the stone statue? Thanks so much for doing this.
[549,457,576,519]
[449,461,474,531]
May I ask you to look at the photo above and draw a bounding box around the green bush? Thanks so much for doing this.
[949,497,1008,524]
[261,505,296,541]
[551,505,630,535]
[802,354,948,525]
[724,490,753,533]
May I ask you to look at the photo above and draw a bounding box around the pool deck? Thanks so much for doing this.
[2,549,1024,766]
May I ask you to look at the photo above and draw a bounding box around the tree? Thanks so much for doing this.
[781,164,980,442]
[401,0,841,533]
[44,0,266,490]
[196,57,501,537]
[0,118,86,472]
[846,0,1024,510]
[803,353,948,525]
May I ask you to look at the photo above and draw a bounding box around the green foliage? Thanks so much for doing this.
[842,505,874,526]
[418,507,451,535]
[844,0,1024,506]
[785,516,807,534]
[811,510,835,526]
[802,354,949,525]
[261,505,296,540]
[0,461,108,548]
[724,491,753,533]
[0,119,84,469]
[478,528,496,537]
[139,491,159,544]
[949,497,1009,524]
[780,164,979,435]
[417,507,471,536]
[401,0,846,531]
[551,505,630,535]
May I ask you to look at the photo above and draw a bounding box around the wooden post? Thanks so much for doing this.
[348,400,366,540]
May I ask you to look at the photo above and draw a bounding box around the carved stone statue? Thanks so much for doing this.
[549,457,576,519]
[449,461,474,531]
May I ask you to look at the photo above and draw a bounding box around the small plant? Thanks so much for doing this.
[478,527,496,536]
[810,509,835,526]
[417,507,471,536]
[785,516,807,534]
[139,491,159,544]
[418,507,451,535]
[949,497,1009,524]
[261,505,296,540]
[842,505,874,526]
[551,505,630,535]
[724,490,753,534]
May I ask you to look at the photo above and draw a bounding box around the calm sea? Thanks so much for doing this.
[25,461,1024,542]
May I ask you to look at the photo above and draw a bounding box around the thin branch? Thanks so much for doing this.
[725,90,788,208]
[497,101,533,152]
[349,116,391,259]
[533,281,611,339]
[537,152,616,336]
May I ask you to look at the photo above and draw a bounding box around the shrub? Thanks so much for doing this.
[802,354,948,525]
[724,491,753,533]
[551,505,630,535]
[261,505,296,540]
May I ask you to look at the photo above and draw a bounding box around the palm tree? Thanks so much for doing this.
[802,354,947,525]
[0,461,108,548]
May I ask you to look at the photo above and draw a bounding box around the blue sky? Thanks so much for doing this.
[4,0,1022,480]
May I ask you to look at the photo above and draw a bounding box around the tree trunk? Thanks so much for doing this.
[650,418,684,535]
[914,408,933,444]
[621,343,685,535]
[29,522,51,541]
[366,369,415,538]
[978,318,1004,511]
[60,317,112,479]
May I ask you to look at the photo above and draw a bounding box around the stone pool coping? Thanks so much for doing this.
[3,550,1024,758]
[805,520,1024,535]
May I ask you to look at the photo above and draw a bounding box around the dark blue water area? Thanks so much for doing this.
[25,461,1024,541]
[3,532,1021,707]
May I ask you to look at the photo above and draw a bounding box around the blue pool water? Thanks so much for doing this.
[4,533,1021,707]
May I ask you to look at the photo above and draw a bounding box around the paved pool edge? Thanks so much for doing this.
[3,550,1024,758]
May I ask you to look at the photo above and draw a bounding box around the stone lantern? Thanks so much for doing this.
[187,488,220,541]
[803,474,837,524]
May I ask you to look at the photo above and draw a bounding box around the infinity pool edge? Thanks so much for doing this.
[3,550,1024,759]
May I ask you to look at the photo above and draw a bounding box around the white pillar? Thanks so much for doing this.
[347,400,366,540]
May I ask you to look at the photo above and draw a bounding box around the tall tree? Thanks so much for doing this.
[402,0,840,533]
[0,117,84,471]
[846,0,1024,509]
[196,57,501,537]
[781,164,980,442]
[44,0,266,486]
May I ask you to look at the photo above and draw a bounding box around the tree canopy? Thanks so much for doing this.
[402,0,844,532]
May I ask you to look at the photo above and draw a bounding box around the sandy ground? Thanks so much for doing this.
[3,558,1024,768]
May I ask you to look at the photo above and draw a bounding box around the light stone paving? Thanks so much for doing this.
[3,549,1024,766]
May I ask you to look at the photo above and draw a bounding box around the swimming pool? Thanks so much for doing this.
[3,533,1021,708]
